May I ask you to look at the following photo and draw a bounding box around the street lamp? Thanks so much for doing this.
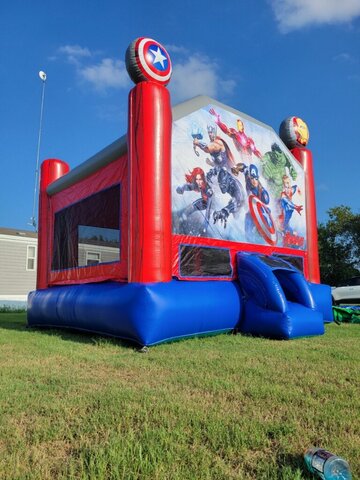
[30,70,47,230]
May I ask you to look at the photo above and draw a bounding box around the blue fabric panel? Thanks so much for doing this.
[27,280,242,346]
[286,302,324,337]
[240,300,324,339]
[237,253,287,312]
[272,270,315,309]
[240,300,292,338]
[308,282,334,323]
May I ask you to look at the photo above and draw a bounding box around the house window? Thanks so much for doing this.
[86,251,100,266]
[26,245,37,271]
[78,225,119,266]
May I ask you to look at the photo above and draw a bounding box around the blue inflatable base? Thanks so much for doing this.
[27,280,242,346]
[27,254,333,345]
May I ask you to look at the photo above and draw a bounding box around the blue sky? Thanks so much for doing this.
[1,0,359,230]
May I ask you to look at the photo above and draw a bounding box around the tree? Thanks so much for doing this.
[318,205,360,286]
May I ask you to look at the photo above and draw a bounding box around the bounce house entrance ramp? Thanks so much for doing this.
[236,253,330,339]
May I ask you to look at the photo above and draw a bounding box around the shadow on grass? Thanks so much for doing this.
[276,451,313,479]
[0,313,140,350]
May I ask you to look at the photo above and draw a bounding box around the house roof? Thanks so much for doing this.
[0,227,37,239]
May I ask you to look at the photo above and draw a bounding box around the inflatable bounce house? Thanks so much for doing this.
[28,38,333,345]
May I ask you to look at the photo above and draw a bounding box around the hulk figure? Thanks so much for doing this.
[260,143,297,198]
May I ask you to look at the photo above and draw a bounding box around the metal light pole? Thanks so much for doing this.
[30,70,47,231]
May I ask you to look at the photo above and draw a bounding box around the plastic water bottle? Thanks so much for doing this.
[304,447,352,479]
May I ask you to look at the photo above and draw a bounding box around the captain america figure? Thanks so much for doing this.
[232,163,269,204]
[232,162,272,242]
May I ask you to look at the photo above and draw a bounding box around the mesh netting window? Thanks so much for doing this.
[179,245,232,278]
[255,254,304,272]
[52,184,120,271]
[273,254,304,272]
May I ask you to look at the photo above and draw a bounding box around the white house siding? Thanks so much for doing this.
[78,243,120,266]
[0,232,37,302]
[0,231,121,307]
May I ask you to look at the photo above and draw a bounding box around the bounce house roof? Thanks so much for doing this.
[47,95,275,196]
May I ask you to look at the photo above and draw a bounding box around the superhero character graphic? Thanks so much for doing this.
[190,124,204,157]
[231,163,269,204]
[279,116,310,149]
[232,163,276,245]
[176,167,213,235]
[193,124,234,171]
[212,168,246,229]
[278,175,303,234]
[209,108,262,159]
[260,143,297,198]
[293,117,309,147]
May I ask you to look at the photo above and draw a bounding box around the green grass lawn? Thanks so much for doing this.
[0,313,359,479]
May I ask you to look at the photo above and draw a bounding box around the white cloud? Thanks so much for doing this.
[56,44,130,91]
[317,183,329,192]
[55,43,236,98]
[219,78,237,94]
[333,53,358,63]
[348,73,360,81]
[58,45,92,65]
[170,55,236,103]
[166,44,189,55]
[270,0,360,32]
[79,58,130,91]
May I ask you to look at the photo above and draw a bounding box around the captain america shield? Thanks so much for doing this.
[248,195,277,245]
[126,37,172,85]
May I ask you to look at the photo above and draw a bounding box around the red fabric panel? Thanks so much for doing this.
[48,155,128,286]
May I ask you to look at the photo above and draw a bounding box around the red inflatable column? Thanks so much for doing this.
[291,147,320,284]
[127,82,172,283]
[126,37,173,283]
[37,159,70,289]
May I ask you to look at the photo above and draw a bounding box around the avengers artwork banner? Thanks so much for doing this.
[171,104,307,249]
